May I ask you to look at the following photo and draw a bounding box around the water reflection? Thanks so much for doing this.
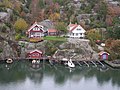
[0,61,119,90]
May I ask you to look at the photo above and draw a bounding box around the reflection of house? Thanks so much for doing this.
[67,23,86,38]
[48,29,57,36]
[27,49,43,59]
[27,22,45,38]
[98,51,110,60]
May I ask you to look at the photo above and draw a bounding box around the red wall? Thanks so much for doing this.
[28,52,42,59]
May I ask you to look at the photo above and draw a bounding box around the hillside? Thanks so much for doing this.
[0,0,120,60]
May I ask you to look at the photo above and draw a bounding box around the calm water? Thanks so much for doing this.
[0,60,120,90]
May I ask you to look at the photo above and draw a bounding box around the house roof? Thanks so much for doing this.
[98,51,110,55]
[27,22,44,32]
[48,29,57,33]
[68,24,86,32]
[29,49,43,54]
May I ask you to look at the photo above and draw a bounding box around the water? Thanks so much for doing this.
[0,60,120,90]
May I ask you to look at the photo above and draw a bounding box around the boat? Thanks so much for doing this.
[67,59,75,68]
[6,58,13,64]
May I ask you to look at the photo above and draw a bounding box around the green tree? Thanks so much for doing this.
[2,0,13,8]
[107,26,120,39]
[55,22,67,34]
[86,29,101,41]
[14,18,28,33]
[110,40,120,58]
[97,2,107,21]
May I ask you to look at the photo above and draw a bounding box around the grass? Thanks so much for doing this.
[43,36,67,41]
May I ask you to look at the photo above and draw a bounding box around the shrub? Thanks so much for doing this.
[15,34,22,40]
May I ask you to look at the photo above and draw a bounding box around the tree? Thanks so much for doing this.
[13,1,22,14]
[110,40,120,54]
[49,13,60,21]
[14,18,28,33]
[2,0,13,8]
[97,2,107,21]
[55,22,67,34]
[86,29,101,41]
[107,26,120,39]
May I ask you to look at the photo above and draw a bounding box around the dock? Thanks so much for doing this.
[1,57,118,69]
[104,60,120,69]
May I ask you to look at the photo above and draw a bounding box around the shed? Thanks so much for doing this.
[98,51,110,60]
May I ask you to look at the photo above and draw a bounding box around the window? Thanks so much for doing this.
[33,27,40,31]
[32,53,39,56]
[77,28,81,31]
[76,33,78,36]
[73,33,74,36]
[80,33,82,35]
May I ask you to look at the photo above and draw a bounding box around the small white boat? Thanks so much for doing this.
[67,59,75,68]
[6,58,13,64]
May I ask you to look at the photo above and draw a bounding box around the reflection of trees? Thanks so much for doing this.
[0,61,27,84]
[84,68,120,86]
[54,66,68,84]
[44,64,120,87]
[28,71,43,84]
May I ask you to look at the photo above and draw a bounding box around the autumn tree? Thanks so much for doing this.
[13,1,22,14]
[105,15,113,26]
[86,29,101,41]
[1,0,13,8]
[107,26,120,39]
[14,18,28,33]
[110,40,120,55]
[49,13,60,21]
[55,22,67,34]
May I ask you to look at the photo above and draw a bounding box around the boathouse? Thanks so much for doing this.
[98,51,110,60]
[27,49,43,59]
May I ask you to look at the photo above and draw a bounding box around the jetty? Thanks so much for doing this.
[104,60,120,69]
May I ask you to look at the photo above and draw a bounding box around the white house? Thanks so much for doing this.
[67,23,86,38]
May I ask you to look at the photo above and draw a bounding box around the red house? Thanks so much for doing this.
[48,29,57,36]
[98,51,110,60]
[27,49,43,59]
[26,22,44,42]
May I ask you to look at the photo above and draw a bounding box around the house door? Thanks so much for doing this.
[103,55,107,60]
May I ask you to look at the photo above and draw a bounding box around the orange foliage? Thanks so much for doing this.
[49,13,60,21]
[107,6,120,16]
[105,15,113,26]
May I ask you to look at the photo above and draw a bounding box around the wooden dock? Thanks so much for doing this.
[104,60,120,69]
[0,57,116,69]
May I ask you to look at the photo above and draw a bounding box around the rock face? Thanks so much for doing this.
[18,40,48,58]
[54,38,99,61]
[0,41,18,60]
[0,37,98,61]
[0,9,12,23]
